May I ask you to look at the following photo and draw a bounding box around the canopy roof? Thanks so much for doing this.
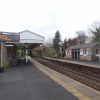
[67,42,100,49]
[0,30,45,44]
[19,30,45,43]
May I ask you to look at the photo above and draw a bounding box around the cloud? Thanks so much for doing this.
[0,0,100,40]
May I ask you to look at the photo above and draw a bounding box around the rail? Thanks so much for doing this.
[35,57,100,91]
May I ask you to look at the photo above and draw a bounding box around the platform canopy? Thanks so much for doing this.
[19,30,45,44]
[1,30,45,49]
[1,30,45,44]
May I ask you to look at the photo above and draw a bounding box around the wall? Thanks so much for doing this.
[65,49,72,59]
[0,42,9,68]
[80,48,91,61]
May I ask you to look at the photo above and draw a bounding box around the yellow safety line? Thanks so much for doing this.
[31,59,92,100]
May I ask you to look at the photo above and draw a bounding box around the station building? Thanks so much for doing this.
[66,42,100,61]
[0,30,45,69]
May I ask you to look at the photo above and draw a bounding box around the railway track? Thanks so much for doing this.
[35,58,100,91]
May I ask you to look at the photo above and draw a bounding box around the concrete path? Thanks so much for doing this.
[0,63,78,100]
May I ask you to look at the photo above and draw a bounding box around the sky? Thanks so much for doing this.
[0,0,100,40]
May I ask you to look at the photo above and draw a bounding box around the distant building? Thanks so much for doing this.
[66,42,100,61]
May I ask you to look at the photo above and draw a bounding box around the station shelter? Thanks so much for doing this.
[0,30,45,68]
[66,42,100,61]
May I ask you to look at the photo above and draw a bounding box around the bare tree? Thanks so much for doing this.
[89,22,100,42]
[63,37,78,48]
[44,38,53,48]
[76,30,87,44]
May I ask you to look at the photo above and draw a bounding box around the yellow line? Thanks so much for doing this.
[31,59,92,100]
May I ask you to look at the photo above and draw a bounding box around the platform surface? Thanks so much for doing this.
[0,62,78,100]
[31,58,100,100]
[44,57,100,68]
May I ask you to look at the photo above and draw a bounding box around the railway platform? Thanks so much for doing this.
[43,57,100,68]
[31,58,100,100]
[0,58,100,100]
[0,60,78,100]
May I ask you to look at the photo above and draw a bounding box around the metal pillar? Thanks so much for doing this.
[73,50,75,60]
[25,48,28,63]
[25,44,28,63]
[77,49,79,60]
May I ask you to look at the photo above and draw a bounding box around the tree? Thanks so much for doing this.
[63,37,78,48]
[53,30,61,52]
[44,38,53,48]
[63,38,68,49]
[89,22,100,42]
[76,31,87,44]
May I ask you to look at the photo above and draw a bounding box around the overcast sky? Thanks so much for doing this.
[0,0,100,40]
